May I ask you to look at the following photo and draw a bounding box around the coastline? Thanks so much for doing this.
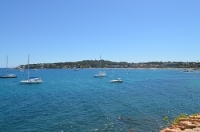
[160,114,200,132]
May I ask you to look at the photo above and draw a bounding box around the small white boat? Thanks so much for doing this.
[94,55,107,77]
[110,78,123,83]
[20,55,43,84]
[182,69,193,72]
[94,71,107,77]
[19,68,24,72]
[0,56,17,78]
[0,74,17,78]
[20,77,43,84]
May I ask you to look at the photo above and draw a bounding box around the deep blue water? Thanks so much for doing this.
[0,68,200,132]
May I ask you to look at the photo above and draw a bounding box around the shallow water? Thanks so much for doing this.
[0,68,200,132]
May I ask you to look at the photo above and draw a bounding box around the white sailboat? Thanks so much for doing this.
[110,78,123,83]
[94,55,107,77]
[0,55,17,78]
[20,55,43,84]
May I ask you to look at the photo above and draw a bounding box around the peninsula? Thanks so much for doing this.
[16,60,200,69]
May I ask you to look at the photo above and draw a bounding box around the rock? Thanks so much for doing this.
[128,130,136,132]
[179,118,189,122]
[160,114,200,132]
[160,128,182,132]
[185,123,197,129]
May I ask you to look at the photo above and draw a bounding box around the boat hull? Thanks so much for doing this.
[20,80,43,84]
[110,80,123,83]
[0,75,17,78]
[20,78,43,84]
[94,75,107,77]
[110,78,123,83]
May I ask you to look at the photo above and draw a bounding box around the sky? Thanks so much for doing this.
[0,0,200,67]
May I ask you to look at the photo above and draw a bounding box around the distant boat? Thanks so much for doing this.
[20,55,43,84]
[182,69,193,73]
[19,68,24,72]
[94,71,107,77]
[74,68,79,71]
[0,56,17,78]
[0,74,17,78]
[110,78,123,83]
[94,55,107,77]
[33,68,37,71]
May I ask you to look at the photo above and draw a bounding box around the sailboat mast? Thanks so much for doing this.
[100,55,101,68]
[28,55,29,79]
[6,55,8,72]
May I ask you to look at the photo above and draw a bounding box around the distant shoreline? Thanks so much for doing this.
[13,60,200,69]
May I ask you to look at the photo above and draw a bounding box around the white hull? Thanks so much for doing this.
[0,74,17,78]
[20,79,43,84]
[110,80,123,83]
[94,74,107,77]
[110,78,123,83]
[94,71,107,77]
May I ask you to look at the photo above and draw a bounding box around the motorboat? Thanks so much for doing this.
[94,71,107,77]
[110,78,123,83]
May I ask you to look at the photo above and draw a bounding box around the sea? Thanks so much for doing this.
[0,68,200,132]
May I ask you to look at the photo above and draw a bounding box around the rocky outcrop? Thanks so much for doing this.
[161,114,200,132]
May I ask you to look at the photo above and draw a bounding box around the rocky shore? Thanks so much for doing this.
[160,114,200,132]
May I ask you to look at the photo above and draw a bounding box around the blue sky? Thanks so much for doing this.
[0,0,200,67]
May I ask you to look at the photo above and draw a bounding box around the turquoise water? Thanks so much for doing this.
[0,68,200,132]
